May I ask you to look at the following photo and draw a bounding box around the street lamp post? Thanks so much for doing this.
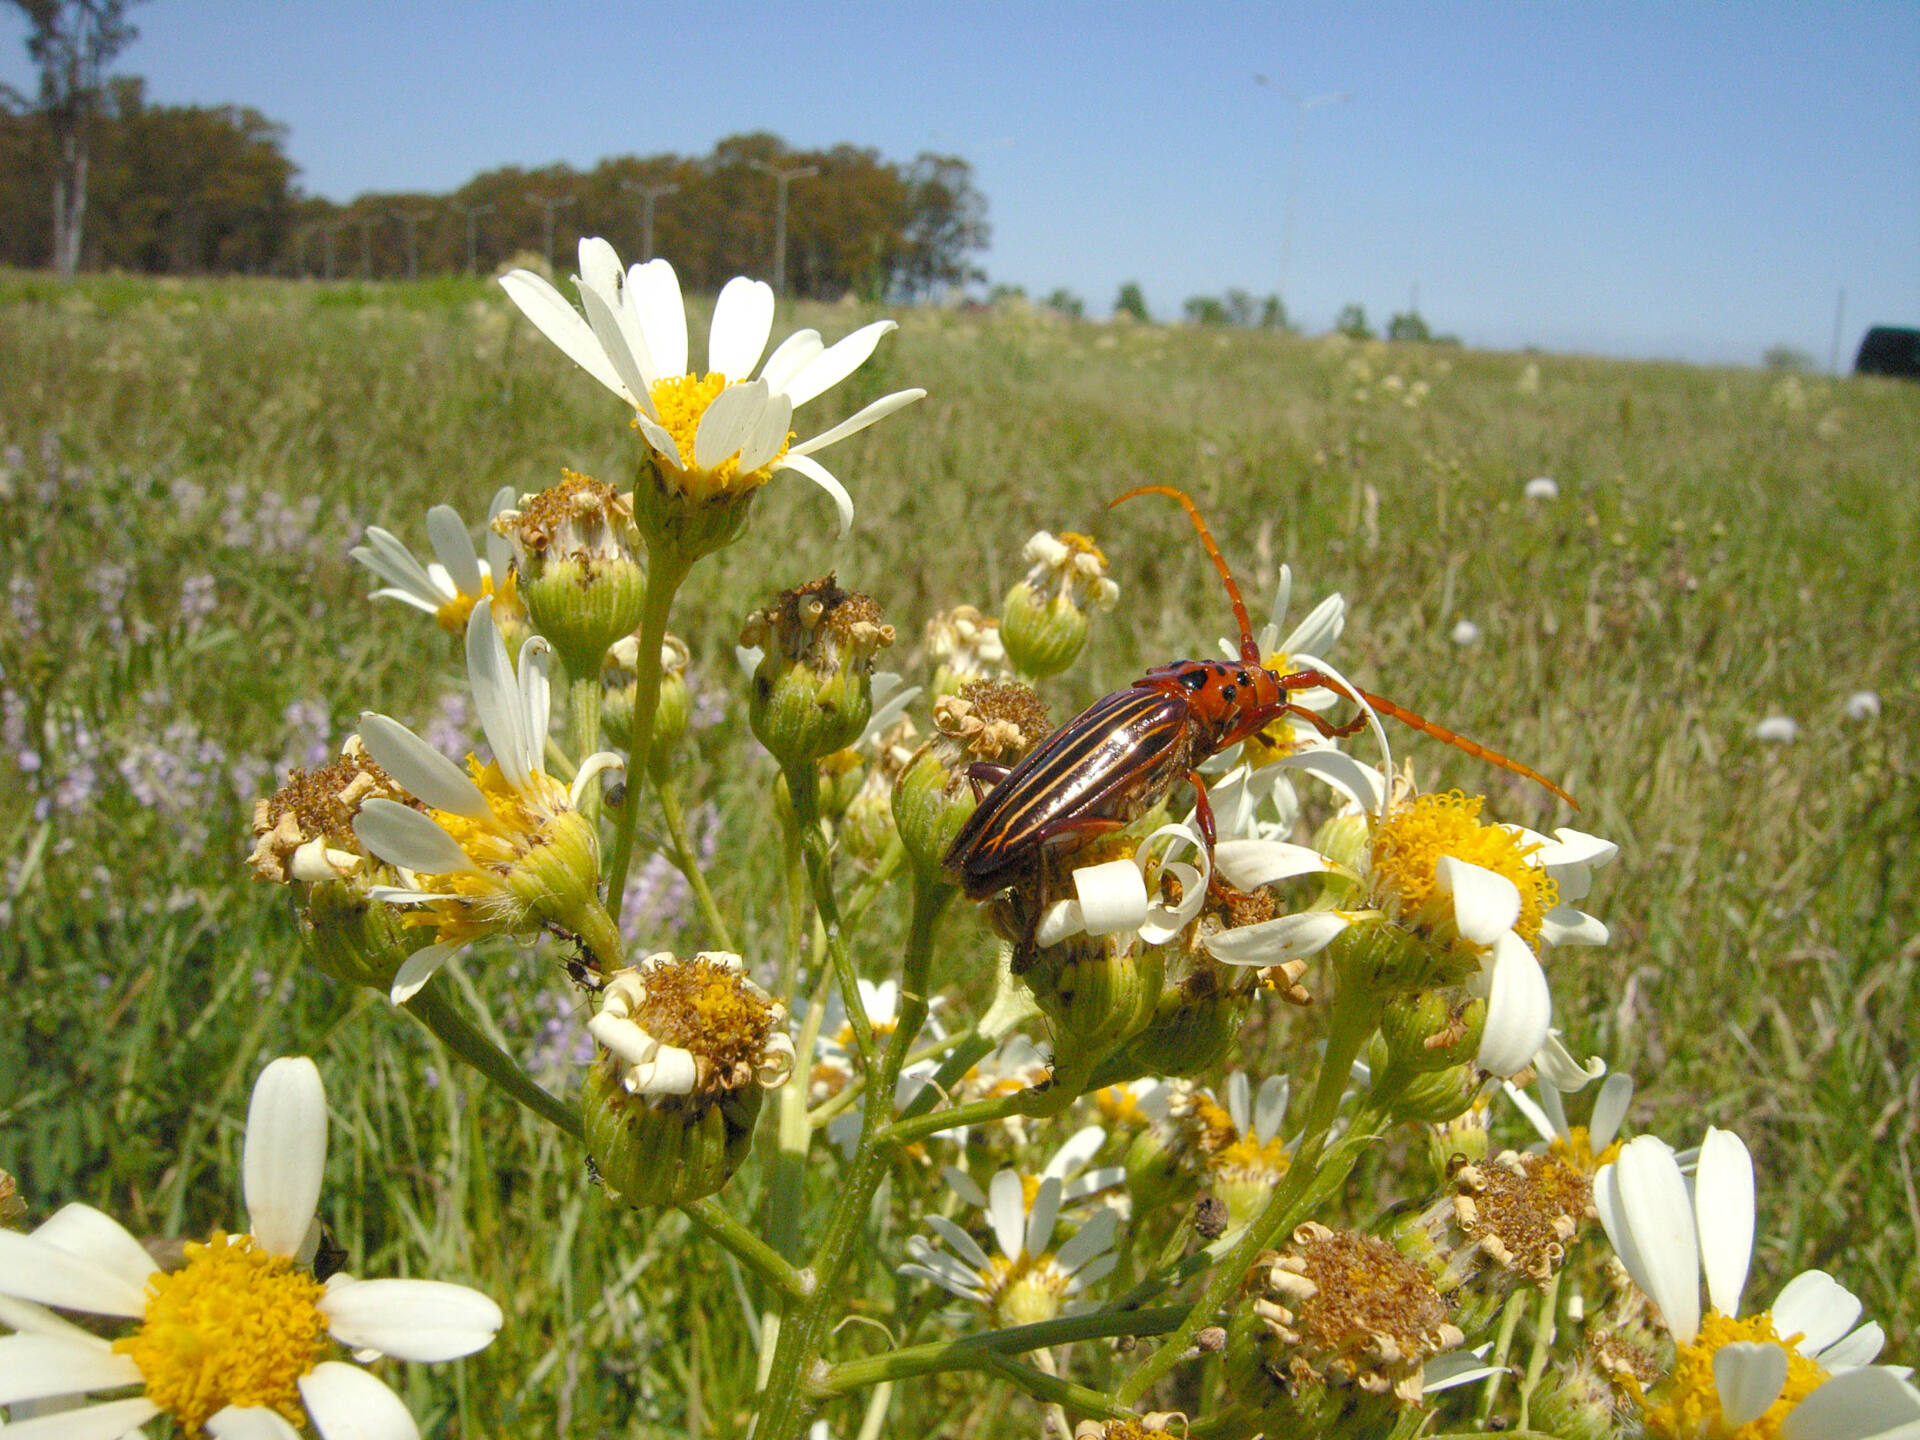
[392,206,435,281]
[449,201,496,276]
[525,193,577,270]
[620,178,680,262]
[1254,76,1351,321]
[747,159,818,296]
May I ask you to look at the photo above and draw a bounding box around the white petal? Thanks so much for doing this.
[320,1278,503,1361]
[517,635,552,772]
[1254,1074,1291,1145]
[1715,1341,1789,1429]
[1502,1082,1562,1147]
[634,409,684,468]
[0,1230,151,1319]
[1539,905,1610,947]
[897,1261,986,1303]
[1036,897,1083,954]
[1435,857,1521,947]
[1063,1249,1120,1293]
[1546,826,1619,871]
[1280,591,1346,659]
[1773,1271,1863,1357]
[1042,1125,1107,1182]
[1260,566,1293,646]
[575,279,648,408]
[209,1405,307,1440]
[465,601,532,794]
[352,800,478,877]
[628,259,688,379]
[735,388,795,476]
[1589,1072,1635,1152]
[987,1171,1028,1261]
[1023,1176,1062,1259]
[941,1166,988,1210]
[758,327,824,393]
[497,270,629,401]
[1212,838,1333,890]
[1054,1208,1118,1275]
[355,714,488,818]
[1816,1321,1885,1370]
[1534,1031,1608,1092]
[423,506,483,599]
[778,319,896,408]
[576,236,622,295]
[771,452,854,537]
[788,387,925,456]
[350,529,444,606]
[0,1396,161,1440]
[364,586,443,616]
[0,1331,141,1405]
[569,751,626,809]
[1070,858,1150,936]
[31,1203,161,1289]
[1609,1134,1701,1342]
[1695,1127,1755,1318]
[1422,1350,1505,1394]
[298,1360,421,1440]
[692,379,769,470]
[1475,933,1551,1076]
[1278,748,1387,814]
[244,1057,327,1258]
[708,276,775,380]
[923,1216,991,1272]
[389,941,460,1005]
[484,485,517,577]
[1205,910,1352,965]
[1780,1367,1920,1440]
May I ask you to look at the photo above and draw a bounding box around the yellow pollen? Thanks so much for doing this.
[1370,791,1558,944]
[641,372,792,497]
[1640,1309,1829,1439]
[636,955,775,1078]
[114,1231,328,1436]
[1190,1094,1238,1154]
[1548,1124,1622,1175]
[431,571,499,633]
[1212,1133,1291,1181]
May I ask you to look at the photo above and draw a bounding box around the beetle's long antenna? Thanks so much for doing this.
[1113,485,1260,664]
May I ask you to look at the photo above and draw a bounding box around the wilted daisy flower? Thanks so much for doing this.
[247,735,409,886]
[1000,530,1120,679]
[925,604,1010,696]
[500,238,924,535]
[349,485,521,634]
[581,951,796,1207]
[351,600,625,1000]
[899,1127,1122,1325]
[1595,1128,1909,1439]
[0,1057,501,1439]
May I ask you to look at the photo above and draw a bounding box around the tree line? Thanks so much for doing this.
[2,32,988,299]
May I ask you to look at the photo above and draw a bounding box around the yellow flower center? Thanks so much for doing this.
[985,1250,1071,1326]
[1238,648,1310,767]
[430,569,504,633]
[404,758,580,945]
[1548,1123,1623,1175]
[1369,791,1558,944]
[1640,1310,1829,1439]
[636,955,776,1080]
[114,1232,328,1436]
[641,372,792,497]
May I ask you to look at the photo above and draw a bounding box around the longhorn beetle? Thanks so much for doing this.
[942,485,1576,910]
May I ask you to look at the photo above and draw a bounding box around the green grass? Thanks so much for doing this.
[1,267,1915,1436]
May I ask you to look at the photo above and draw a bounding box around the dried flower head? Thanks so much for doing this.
[588,951,795,1103]
[247,736,411,885]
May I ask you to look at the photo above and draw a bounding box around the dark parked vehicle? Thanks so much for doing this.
[1854,326,1920,380]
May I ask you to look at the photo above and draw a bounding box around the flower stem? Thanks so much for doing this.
[402,982,581,1139]
[783,760,876,1071]
[753,873,945,1440]
[680,1195,814,1303]
[815,1307,1188,1394]
[604,547,692,912]
[656,772,736,951]
[569,674,603,826]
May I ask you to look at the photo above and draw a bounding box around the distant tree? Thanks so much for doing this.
[986,282,1026,303]
[1334,302,1373,340]
[1042,286,1083,319]
[1762,344,1814,374]
[1386,309,1432,343]
[1114,282,1147,322]
[895,151,988,300]
[1259,294,1290,331]
[9,0,142,279]
[1223,288,1258,327]
[1184,295,1229,326]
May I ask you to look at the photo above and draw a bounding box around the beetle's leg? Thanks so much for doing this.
[964,761,1013,802]
[1190,769,1217,848]
[1287,703,1370,741]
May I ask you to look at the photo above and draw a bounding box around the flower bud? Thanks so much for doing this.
[604,633,691,774]
[743,575,893,770]
[839,767,897,867]
[494,470,647,679]
[1022,939,1164,1086]
[1111,964,1246,1079]
[582,952,795,1207]
[1379,990,1480,1074]
[924,604,1007,698]
[999,531,1119,680]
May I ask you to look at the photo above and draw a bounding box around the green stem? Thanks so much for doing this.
[402,982,580,1140]
[680,1196,814,1303]
[815,1307,1188,1395]
[1113,982,1385,1408]
[785,762,876,1071]
[1481,1287,1529,1421]
[569,674,603,828]
[754,874,945,1440]
[982,1353,1120,1422]
[657,773,736,951]
[605,548,692,910]
[1517,1268,1562,1431]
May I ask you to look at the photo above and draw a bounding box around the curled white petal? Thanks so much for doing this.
[1474,932,1551,1077]
[1435,856,1521,947]
[1069,858,1149,937]
[1206,910,1353,966]
[771,451,854,538]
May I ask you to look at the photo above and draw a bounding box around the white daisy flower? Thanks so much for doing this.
[1754,715,1800,744]
[1595,1128,1913,1438]
[1843,690,1881,722]
[899,1128,1123,1326]
[500,238,925,536]
[351,599,625,1001]
[0,1058,501,1440]
[1183,1071,1294,1232]
[1523,476,1560,500]
[349,485,520,633]
[1502,1031,1629,1172]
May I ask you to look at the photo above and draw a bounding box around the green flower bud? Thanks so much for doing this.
[494,471,647,680]
[840,768,897,867]
[1380,991,1479,1074]
[743,575,893,770]
[998,531,1119,681]
[1023,940,1165,1084]
[582,1060,764,1207]
[297,876,413,993]
[602,633,691,774]
[1390,1062,1483,1126]
[1111,967,1245,1079]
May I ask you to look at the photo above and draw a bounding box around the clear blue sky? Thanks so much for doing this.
[6,2,1917,366]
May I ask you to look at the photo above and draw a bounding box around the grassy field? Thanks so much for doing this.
[1,267,1915,1436]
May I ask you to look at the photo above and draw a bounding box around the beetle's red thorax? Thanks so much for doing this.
[1136,659,1285,751]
